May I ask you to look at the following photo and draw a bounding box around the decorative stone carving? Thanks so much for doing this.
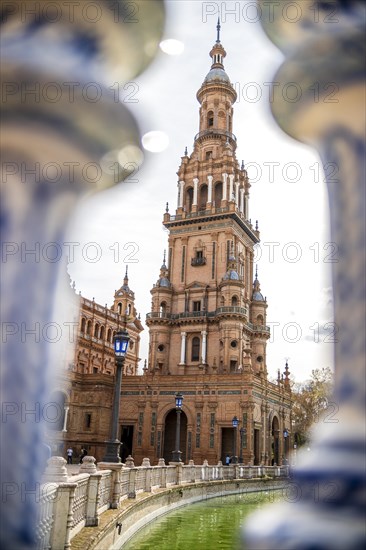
[79,456,97,475]
[42,457,68,483]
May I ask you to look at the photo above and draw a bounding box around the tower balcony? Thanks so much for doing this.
[194,129,236,146]
[146,308,270,334]
[216,306,248,317]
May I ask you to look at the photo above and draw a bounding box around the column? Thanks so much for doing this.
[179,332,186,364]
[207,175,213,205]
[229,174,234,201]
[261,404,266,465]
[245,194,249,219]
[62,406,69,432]
[235,182,240,207]
[192,178,198,206]
[240,188,244,214]
[178,180,184,208]
[201,330,207,364]
[222,173,228,201]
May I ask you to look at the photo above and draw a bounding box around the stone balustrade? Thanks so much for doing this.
[36,455,289,549]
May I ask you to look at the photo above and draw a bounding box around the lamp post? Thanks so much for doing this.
[103,330,130,462]
[283,429,289,465]
[239,427,246,464]
[171,392,184,463]
[232,416,239,464]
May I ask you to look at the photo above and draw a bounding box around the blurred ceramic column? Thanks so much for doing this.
[243,1,366,548]
[0,1,165,547]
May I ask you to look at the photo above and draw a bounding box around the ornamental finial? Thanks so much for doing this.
[216,17,221,43]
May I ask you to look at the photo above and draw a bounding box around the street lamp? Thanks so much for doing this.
[232,416,239,464]
[239,427,246,463]
[171,392,184,463]
[103,330,130,462]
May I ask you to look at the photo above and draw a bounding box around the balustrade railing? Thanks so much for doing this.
[146,309,272,335]
[38,457,289,549]
[35,484,57,550]
[98,471,112,511]
[70,475,89,531]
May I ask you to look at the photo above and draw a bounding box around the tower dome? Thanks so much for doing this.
[204,67,230,84]
[252,266,265,301]
[156,250,171,288]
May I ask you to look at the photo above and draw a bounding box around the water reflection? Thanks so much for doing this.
[123,491,281,550]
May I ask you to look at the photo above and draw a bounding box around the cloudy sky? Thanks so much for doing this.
[67,1,335,383]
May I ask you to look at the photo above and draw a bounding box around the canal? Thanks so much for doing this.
[122,489,282,550]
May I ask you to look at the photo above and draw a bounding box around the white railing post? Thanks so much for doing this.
[142,458,152,492]
[217,460,223,480]
[85,473,102,526]
[49,482,77,550]
[158,458,167,488]
[98,462,124,509]
[128,468,137,499]
[188,459,195,482]
[42,456,68,483]
[78,456,102,525]
[176,462,183,486]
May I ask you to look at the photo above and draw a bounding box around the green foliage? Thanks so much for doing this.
[292,367,334,447]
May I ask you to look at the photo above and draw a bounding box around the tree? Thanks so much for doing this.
[292,367,334,447]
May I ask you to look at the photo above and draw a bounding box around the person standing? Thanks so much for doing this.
[79,448,87,464]
[66,447,73,464]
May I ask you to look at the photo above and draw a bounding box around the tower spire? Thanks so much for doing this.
[216,17,221,43]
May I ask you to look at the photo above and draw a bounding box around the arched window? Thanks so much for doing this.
[256,314,264,325]
[94,323,99,338]
[117,302,122,315]
[185,187,194,212]
[99,326,105,340]
[160,301,167,315]
[214,182,223,206]
[199,184,208,209]
[107,328,112,342]
[86,320,92,335]
[127,304,131,315]
[207,110,214,127]
[231,295,238,306]
[80,317,86,333]
[191,336,200,361]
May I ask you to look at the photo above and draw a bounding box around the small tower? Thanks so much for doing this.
[146,251,173,373]
[251,266,268,375]
[284,360,291,389]
[113,266,136,321]
[112,267,143,375]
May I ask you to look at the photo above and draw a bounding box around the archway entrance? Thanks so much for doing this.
[271,417,280,465]
[163,409,187,464]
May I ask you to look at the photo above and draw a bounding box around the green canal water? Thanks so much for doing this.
[122,490,282,550]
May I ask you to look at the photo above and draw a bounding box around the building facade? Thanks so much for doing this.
[51,30,292,466]
[47,269,143,457]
